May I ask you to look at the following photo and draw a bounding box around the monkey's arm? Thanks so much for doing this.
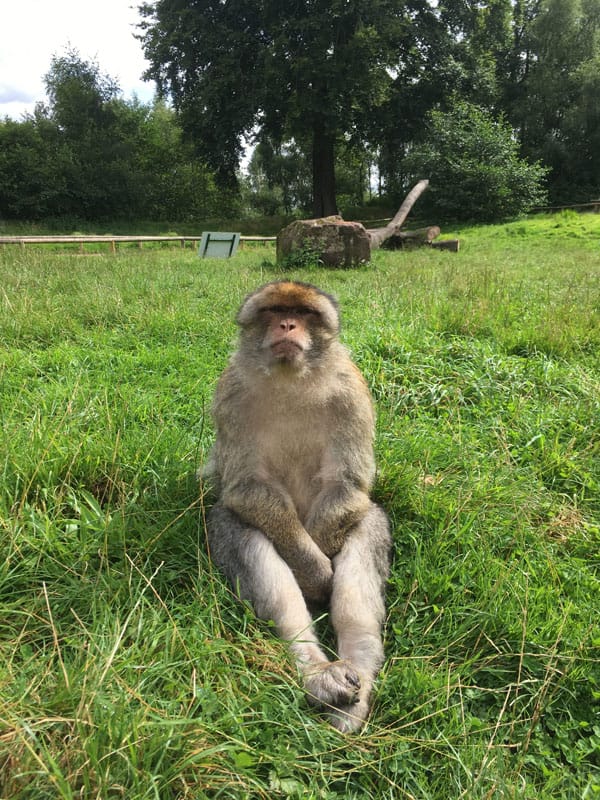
[305,377,377,557]
[220,477,334,603]
[305,480,372,558]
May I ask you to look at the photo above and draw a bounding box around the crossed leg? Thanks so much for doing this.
[327,503,391,730]
[207,503,391,732]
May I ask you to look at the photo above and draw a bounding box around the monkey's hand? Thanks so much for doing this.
[220,481,333,603]
[283,538,333,605]
[305,486,371,558]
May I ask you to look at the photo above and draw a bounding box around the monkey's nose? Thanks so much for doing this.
[280,320,296,331]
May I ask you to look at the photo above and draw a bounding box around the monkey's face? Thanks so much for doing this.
[237,281,341,371]
[261,306,317,365]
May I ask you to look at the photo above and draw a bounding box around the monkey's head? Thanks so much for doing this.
[236,281,340,370]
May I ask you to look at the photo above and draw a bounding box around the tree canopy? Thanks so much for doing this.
[2,1,600,223]
[404,102,548,222]
[0,50,221,222]
[138,0,431,216]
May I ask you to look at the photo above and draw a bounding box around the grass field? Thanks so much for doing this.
[0,212,599,798]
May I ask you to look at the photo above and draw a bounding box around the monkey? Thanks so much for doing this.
[204,280,391,732]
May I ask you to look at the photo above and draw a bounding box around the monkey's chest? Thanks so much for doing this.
[253,410,330,517]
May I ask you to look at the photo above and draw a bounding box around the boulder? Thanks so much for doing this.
[276,215,371,268]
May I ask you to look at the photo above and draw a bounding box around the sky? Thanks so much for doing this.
[0,0,156,120]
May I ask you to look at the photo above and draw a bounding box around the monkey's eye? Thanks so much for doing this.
[261,305,318,317]
[294,306,318,316]
[261,305,288,314]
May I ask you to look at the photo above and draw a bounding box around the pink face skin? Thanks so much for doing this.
[262,307,317,366]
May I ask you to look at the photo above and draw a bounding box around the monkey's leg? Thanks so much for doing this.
[207,505,362,710]
[327,503,392,733]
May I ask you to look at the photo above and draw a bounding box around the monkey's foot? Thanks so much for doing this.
[326,696,371,733]
[304,660,361,710]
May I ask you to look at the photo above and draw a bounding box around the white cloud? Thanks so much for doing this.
[0,0,156,119]
[0,86,34,104]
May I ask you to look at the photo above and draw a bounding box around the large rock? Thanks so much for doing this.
[276,215,371,268]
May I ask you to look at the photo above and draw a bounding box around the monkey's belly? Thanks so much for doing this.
[252,403,331,523]
[281,468,321,524]
[261,446,325,524]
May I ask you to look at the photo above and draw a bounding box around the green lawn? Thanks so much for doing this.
[1,213,599,798]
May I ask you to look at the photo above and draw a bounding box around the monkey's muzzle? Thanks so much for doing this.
[271,340,303,360]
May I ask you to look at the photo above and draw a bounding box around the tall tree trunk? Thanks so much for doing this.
[312,125,337,218]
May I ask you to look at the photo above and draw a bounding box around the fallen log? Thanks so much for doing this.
[401,226,441,242]
[431,238,460,252]
[380,226,441,249]
[367,179,430,249]
[276,179,459,267]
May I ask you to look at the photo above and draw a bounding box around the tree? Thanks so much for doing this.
[560,54,600,199]
[403,102,548,222]
[0,114,71,219]
[45,48,121,138]
[0,48,223,223]
[138,0,426,217]
[502,0,600,201]
[371,0,511,201]
[43,49,139,218]
[245,137,312,215]
[136,99,223,220]
[39,48,223,221]
[244,134,372,216]
[0,48,126,221]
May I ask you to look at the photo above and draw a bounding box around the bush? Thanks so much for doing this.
[404,102,548,222]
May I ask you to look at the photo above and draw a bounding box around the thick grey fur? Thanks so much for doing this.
[205,281,392,732]
[208,500,391,732]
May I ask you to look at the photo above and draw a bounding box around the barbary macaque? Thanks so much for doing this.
[204,280,391,732]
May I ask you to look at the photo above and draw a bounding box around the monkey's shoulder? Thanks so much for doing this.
[329,360,375,416]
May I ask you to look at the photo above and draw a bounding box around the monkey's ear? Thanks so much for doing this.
[237,281,340,334]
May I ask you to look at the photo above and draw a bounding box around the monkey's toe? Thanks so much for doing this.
[327,696,371,733]
[305,661,361,709]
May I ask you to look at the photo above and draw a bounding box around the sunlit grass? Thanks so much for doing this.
[0,215,599,797]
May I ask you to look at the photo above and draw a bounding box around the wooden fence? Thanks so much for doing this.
[530,200,600,214]
[0,234,276,253]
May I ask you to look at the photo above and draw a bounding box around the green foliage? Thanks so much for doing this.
[45,47,121,134]
[41,49,140,219]
[244,138,312,216]
[0,114,72,219]
[244,136,374,216]
[0,50,225,223]
[373,0,514,200]
[278,241,324,271]
[404,102,548,222]
[138,0,432,214]
[5,0,600,222]
[0,214,599,797]
[503,0,600,202]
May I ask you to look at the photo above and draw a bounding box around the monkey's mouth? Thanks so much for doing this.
[271,340,303,360]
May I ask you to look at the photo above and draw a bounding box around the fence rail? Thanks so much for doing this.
[530,201,600,214]
[0,234,276,252]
